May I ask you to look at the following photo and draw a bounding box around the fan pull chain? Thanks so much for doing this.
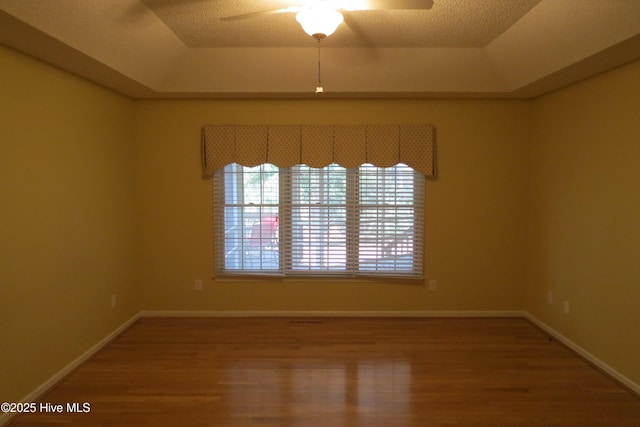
[316,38,323,94]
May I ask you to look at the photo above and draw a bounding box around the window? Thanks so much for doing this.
[215,163,424,279]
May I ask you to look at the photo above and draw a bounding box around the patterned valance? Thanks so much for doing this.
[201,124,435,177]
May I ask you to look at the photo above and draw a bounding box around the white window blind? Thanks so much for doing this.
[287,164,350,274]
[217,164,280,272]
[214,163,424,279]
[358,164,422,274]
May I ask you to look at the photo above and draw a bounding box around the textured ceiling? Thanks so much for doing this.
[1,0,640,99]
[139,0,541,48]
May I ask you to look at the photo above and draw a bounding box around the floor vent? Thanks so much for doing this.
[288,319,323,325]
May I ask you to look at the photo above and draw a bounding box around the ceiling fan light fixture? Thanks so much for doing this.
[296,7,344,38]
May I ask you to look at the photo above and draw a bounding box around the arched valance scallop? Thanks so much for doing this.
[201,124,435,177]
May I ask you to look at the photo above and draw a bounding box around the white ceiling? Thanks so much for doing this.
[1,0,640,99]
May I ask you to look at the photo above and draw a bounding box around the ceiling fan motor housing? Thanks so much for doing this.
[296,7,344,38]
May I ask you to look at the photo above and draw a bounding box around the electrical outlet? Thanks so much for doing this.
[111,294,117,309]
[563,300,570,314]
[194,279,203,291]
[428,279,437,292]
[547,291,553,304]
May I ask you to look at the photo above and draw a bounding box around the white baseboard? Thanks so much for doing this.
[0,312,141,427]
[524,312,640,396]
[140,309,525,318]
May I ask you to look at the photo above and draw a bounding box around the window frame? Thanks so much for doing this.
[214,163,424,281]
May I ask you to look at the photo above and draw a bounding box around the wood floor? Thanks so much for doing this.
[7,317,640,426]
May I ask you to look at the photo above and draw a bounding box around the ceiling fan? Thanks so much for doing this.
[221,0,435,39]
[221,1,433,94]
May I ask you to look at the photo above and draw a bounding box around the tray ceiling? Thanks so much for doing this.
[1,0,640,99]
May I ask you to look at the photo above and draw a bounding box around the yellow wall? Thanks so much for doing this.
[526,59,640,385]
[2,38,638,404]
[135,99,530,312]
[0,46,138,403]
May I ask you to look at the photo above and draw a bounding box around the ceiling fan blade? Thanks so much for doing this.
[353,0,434,10]
[342,14,379,62]
[343,14,374,46]
[220,6,301,21]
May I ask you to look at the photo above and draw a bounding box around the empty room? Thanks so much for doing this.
[1,1,639,426]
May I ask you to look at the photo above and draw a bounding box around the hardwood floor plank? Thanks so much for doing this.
[7,317,640,426]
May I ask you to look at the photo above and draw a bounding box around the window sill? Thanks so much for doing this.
[213,273,425,286]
